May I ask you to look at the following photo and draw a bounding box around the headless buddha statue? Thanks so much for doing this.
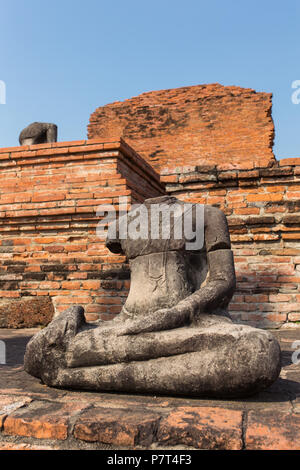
[24,196,281,397]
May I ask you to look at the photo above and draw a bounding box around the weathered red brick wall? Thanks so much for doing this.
[1,84,299,329]
[0,139,164,327]
[162,158,300,328]
[88,83,275,171]
[87,83,300,328]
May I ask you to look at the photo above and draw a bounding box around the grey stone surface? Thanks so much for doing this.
[0,327,297,408]
[19,122,57,145]
[24,196,281,397]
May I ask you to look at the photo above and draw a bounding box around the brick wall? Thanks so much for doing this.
[1,83,299,329]
[88,83,275,172]
[162,158,300,328]
[0,135,299,329]
[88,83,300,329]
[0,139,164,327]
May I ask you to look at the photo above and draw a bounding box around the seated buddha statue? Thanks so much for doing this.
[24,196,281,397]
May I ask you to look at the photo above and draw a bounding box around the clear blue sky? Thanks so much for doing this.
[0,0,299,158]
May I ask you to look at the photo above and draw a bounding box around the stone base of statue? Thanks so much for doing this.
[24,305,280,398]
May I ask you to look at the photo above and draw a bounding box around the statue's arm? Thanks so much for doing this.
[176,205,235,320]
[176,249,235,321]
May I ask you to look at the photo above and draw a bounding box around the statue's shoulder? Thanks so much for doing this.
[204,204,227,223]
[203,205,231,250]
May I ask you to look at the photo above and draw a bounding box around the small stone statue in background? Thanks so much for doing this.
[19,122,57,145]
[24,196,281,398]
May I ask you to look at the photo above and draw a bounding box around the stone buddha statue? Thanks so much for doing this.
[24,196,281,397]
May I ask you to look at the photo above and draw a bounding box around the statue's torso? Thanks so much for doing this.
[123,249,208,316]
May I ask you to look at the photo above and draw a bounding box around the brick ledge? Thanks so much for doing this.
[1,392,300,450]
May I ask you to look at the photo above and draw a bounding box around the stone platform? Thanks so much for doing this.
[0,327,300,450]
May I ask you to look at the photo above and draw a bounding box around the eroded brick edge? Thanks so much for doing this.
[0,393,299,450]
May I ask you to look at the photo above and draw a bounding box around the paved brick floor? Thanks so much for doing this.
[0,327,300,450]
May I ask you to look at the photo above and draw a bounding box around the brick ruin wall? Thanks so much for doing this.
[88,83,300,329]
[88,83,275,171]
[0,139,164,327]
[162,158,300,328]
[0,83,299,329]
